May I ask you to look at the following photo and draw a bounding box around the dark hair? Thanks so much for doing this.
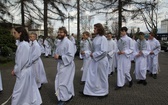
[138,32,145,36]
[121,26,128,32]
[15,27,29,42]
[31,32,37,36]
[30,32,38,39]
[107,32,112,35]
[58,26,67,35]
[149,32,155,37]
[83,31,90,37]
[94,23,105,36]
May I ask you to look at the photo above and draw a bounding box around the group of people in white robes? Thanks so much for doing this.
[0,24,160,105]
[79,25,160,94]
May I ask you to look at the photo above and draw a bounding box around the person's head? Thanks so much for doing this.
[71,33,74,36]
[138,32,145,40]
[106,32,112,40]
[29,33,37,41]
[57,27,67,40]
[144,34,149,40]
[94,23,105,36]
[120,26,128,37]
[149,32,155,40]
[82,31,90,40]
[13,27,29,42]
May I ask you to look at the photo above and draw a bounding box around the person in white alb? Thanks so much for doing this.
[38,35,45,54]
[106,32,117,75]
[80,31,92,84]
[29,33,48,89]
[54,27,75,105]
[11,27,42,105]
[148,32,161,79]
[134,32,150,85]
[115,27,133,90]
[82,23,109,97]
[44,36,52,57]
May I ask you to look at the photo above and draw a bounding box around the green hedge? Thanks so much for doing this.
[0,26,16,63]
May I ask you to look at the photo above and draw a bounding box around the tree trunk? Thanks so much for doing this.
[77,0,80,55]
[118,0,122,40]
[44,0,48,38]
[21,0,25,27]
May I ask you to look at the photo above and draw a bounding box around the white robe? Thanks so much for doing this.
[113,39,118,69]
[131,39,137,61]
[44,38,51,56]
[146,40,151,71]
[107,39,117,74]
[70,36,77,54]
[0,71,3,91]
[38,38,45,54]
[116,35,133,87]
[148,38,160,74]
[80,39,92,82]
[52,38,59,57]
[134,39,150,80]
[30,40,48,88]
[84,35,109,96]
[55,37,75,101]
[79,40,84,59]
[12,41,42,105]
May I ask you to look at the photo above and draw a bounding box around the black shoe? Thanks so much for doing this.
[147,70,150,73]
[129,80,133,87]
[45,56,49,58]
[58,101,66,105]
[38,87,42,90]
[143,80,147,86]
[149,73,153,77]
[115,86,122,90]
[131,61,135,63]
[137,80,143,84]
[79,91,84,95]
[153,74,157,79]
[97,94,108,99]
[80,81,85,85]
[110,72,113,75]
[66,96,73,102]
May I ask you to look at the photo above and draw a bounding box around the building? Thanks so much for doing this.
[161,19,168,33]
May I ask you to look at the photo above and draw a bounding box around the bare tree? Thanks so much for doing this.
[0,0,13,22]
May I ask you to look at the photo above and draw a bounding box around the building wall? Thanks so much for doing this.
[161,19,168,33]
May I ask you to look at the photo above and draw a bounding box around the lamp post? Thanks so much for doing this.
[68,12,70,35]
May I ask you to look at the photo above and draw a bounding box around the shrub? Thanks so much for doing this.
[0,26,16,63]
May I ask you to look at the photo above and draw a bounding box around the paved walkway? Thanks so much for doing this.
[0,52,168,105]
